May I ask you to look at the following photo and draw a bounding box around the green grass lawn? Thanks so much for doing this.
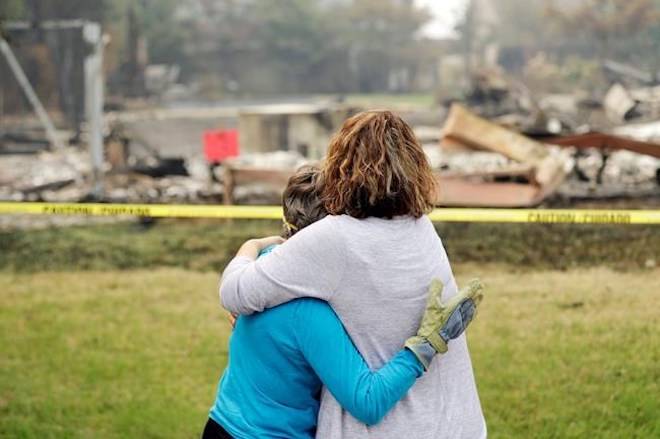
[1,266,658,438]
[2,220,658,271]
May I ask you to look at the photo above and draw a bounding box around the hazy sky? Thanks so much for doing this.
[415,0,469,39]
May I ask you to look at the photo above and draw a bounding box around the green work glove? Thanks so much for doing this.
[405,278,484,370]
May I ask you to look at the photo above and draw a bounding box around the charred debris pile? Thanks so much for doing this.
[1,75,659,208]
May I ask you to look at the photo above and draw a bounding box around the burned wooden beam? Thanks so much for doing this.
[442,104,568,187]
[440,163,535,181]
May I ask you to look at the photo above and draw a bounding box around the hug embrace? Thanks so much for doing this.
[207,110,486,439]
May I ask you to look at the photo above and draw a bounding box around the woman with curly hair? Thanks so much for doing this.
[219,110,486,438]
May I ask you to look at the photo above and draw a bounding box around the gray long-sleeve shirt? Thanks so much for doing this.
[220,214,486,439]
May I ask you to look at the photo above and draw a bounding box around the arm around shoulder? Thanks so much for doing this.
[219,218,345,315]
[295,299,423,426]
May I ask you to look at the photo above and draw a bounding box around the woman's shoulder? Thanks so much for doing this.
[293,215,342,238]
[296,214,435,240]
[283,216,348,256]
[293,215,362,240]
[309,214,436,235]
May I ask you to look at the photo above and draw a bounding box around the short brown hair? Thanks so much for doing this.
[282,166,327,238]
[321,110,436,219]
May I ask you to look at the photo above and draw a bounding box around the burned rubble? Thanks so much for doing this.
[1,70,659,209]
[430,70,660,207]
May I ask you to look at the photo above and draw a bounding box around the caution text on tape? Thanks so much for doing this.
[0,202,659,225]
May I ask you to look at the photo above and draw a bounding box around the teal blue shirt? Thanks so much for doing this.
[210,251,424,438]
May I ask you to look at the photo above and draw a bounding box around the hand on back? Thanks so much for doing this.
[405,279,484,370]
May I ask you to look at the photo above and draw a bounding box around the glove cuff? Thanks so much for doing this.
[404,340,437,371]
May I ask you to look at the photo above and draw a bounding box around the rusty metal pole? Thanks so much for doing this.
[83,22,105,199]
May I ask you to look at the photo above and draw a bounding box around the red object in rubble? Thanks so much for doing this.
[203,129,239,163]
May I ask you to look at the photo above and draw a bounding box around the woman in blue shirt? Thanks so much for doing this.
[205,167,482,439]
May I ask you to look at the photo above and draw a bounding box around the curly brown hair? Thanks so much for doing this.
[321,110,436,219]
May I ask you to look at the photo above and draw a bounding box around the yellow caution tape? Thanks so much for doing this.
[0,202,659,224]
[0,202,282,220]
[427,208,660,224]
